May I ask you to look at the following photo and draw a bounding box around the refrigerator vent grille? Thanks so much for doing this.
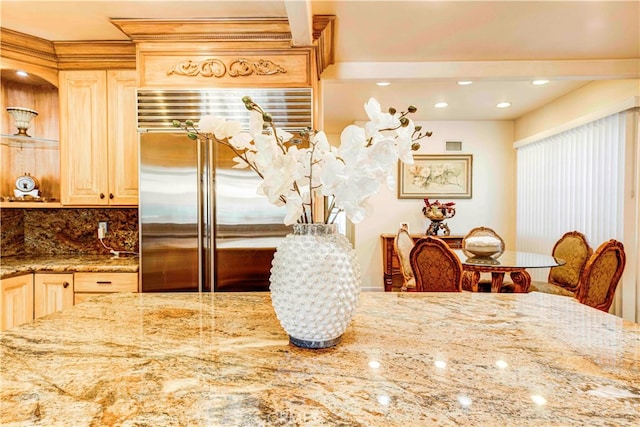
[137,88,313,131]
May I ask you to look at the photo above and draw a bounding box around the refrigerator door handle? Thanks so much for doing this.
[206,139,216,291]
[196,137,204,293]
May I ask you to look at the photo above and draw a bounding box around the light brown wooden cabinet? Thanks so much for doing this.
[34,273,74,318]
[74,272,138,304]
[1,271,138,330]
[59,69,138,206]
[0,274,34,331]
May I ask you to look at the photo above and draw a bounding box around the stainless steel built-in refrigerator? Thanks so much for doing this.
[138,89,312,292]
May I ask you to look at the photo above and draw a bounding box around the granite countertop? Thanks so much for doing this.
[1,291,638,426]
[0,254,138,279]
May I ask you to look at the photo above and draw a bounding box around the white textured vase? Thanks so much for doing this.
[269,223,361,348]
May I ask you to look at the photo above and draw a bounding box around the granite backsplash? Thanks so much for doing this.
[1,208,138,257]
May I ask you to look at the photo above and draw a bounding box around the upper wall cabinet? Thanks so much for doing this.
[59,70,138,206]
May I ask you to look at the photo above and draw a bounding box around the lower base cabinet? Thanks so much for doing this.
[34,273,74,319]
[0,274,34,331]
[74,272,138,304]
[0,271,138,331]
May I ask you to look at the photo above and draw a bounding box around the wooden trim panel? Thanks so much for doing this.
[139,49,313,88]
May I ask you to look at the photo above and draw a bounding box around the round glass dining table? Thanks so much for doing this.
[453,250,566,293]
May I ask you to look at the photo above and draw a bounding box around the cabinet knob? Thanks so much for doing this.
[109,193,114,199]
[100,193,105,199]
[63,282,70,288]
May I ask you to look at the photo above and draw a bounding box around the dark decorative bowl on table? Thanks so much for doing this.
[424,208,455,236]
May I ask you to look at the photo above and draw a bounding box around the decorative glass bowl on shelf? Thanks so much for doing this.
[6,107,38,137]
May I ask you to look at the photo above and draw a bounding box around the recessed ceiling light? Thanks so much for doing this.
[435,102,448,108]
[531,80,549,85]
[457,81,473,85]
[496,102,511,108]
[376,81,391,87]
[16,70,28,77]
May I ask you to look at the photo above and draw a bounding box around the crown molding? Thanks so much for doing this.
[1,27,136,70]
[312,15,335,77]
[54,41,136,70]
[0,28,57,68]
[110,18,292,42]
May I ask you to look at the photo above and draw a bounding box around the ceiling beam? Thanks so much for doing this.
[285,0,313,46]
[321,59,640,82]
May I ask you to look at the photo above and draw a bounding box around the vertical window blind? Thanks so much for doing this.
[516,113,626,281]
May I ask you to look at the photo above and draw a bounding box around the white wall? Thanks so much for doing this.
[515,80,640,142]
[514,80,639,322]
[347,120,516,290]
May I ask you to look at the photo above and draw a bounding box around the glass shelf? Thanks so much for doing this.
[0,133,59,148]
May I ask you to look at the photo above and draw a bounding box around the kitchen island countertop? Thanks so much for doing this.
[1,291,639,426]
[0,254,138,279]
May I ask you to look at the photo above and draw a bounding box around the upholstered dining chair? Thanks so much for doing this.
[394,225,416,292]
[461,226,505,292]
[409,236,463,292]
[575,239,626,312]
[529,231,593,297]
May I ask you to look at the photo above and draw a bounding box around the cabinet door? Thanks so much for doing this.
[0,274,34,331]
[107,70,138,205]
[34,273,74,319]
[59,70,108,205]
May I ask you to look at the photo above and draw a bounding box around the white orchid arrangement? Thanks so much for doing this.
[173,96,431,225]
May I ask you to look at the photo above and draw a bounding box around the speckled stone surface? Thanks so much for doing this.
[0,254,138,279]
[1,292,638,426]
[0,209,24,257]
[0,207,138,256]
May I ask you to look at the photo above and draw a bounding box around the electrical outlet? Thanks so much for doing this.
[98,222,108,239]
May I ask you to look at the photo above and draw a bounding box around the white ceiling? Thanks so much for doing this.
[1,1,638,133]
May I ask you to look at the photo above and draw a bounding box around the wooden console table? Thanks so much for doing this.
[381,233,463,291]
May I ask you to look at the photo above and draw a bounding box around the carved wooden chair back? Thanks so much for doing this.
[548,231,593,293]
[394,226,416,291]
[575,239,626,312]
[409,236,463,292]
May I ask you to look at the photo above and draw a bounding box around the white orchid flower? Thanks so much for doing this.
[275,128,294,143]
[311,131,331,152]
[223,120,243,138]
[319,155,346,196]
[231,156,250,169]
[228,132,253,150]
[283,193,303,225]
[364,98,400,138]
[179,96,429,225]
[339,125,367,164]
[199,115,223,135]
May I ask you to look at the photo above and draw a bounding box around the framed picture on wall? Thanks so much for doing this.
[398,154,473,199]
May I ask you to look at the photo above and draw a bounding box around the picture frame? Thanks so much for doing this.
[398,154,473,199]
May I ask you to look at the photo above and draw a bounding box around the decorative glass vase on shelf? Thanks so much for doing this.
[422,198,456,236]
[174,96,432,348]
